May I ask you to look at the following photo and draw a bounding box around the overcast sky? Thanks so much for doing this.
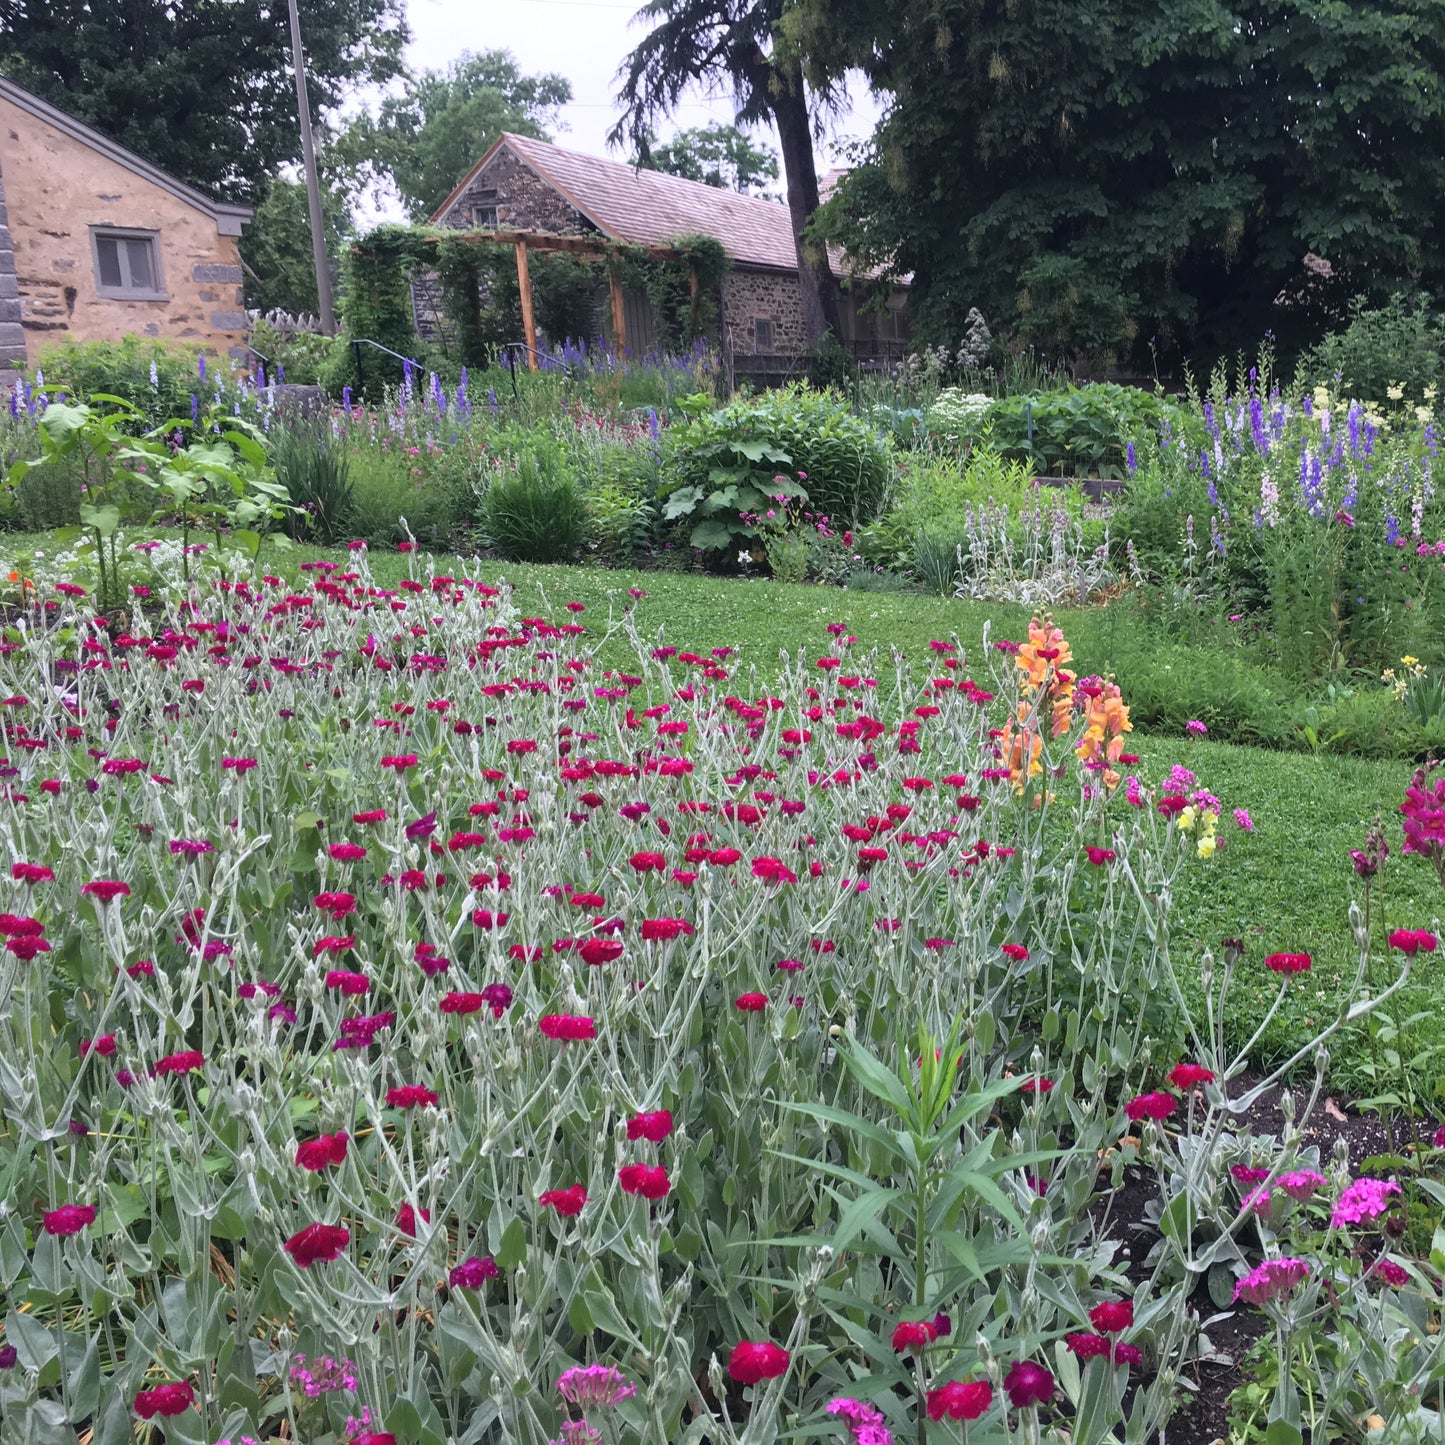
[382,0,882,210]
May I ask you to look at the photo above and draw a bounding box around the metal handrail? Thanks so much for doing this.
[348,338,424,396]
[498,341,571,371]
[351,338,423,369]
[497,342,573,404]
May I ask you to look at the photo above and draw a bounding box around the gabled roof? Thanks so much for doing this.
[434,131,831,274]
[0,76,253,235]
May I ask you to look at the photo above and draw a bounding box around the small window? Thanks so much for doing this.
[475,205,499,229]
[91,229,165,300]
[753,318,774,351]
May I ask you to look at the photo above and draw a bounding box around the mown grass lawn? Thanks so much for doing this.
[8,536,1443,1096]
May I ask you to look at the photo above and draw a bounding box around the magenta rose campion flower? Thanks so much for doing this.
[134,1381,194,1418]
[283,1222,350,1268]
[727,1340,790,1385]
[449,1255,499,1289]
[1234,1257,1310,1305]
[1004,1360,1055,1408]
[42,1203,97,1236]
[1331,1178,1402,1228]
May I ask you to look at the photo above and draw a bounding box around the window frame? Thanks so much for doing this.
[89,227,167,302]
[753,318,775,352]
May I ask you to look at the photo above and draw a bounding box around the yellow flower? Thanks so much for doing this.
[1197,834,1216,860]
[1178,805,1196,832]
[1402,655,1419,667]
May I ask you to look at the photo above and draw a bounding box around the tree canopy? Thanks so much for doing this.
[338,50,571,221]
[798,0,1445,369]
[637,122,779,193]
[239,177,352,317]
[0,0,408,205]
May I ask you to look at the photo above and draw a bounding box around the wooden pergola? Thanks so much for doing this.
[423,229,692,369]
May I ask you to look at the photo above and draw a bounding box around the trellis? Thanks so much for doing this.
[420,229,689,369]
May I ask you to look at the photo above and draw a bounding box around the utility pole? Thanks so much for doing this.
[287,0,337,335]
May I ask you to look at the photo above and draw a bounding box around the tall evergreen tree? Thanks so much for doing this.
[613,0,843,346]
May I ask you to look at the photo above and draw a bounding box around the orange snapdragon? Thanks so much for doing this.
[1075,680,1132,789]
[1004,617,1077,789]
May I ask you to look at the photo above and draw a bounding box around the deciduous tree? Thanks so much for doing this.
[798,0,1445,368]
[0,0,408,204]
[637,122,779,194]
[339,50,571,221]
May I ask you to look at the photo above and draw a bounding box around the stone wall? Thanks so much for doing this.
[0,94,248,366]
[438,147,598,236]
[0,153,23,378]
[723,267,807,355]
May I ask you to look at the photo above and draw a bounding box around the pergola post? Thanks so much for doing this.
[515,241,538,370]
[608,270,628,356]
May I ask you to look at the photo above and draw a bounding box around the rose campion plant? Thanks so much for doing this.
[0,554,1284,1444]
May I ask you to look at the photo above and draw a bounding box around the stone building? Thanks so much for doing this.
[429,132,909,382]
[0,76,253,380]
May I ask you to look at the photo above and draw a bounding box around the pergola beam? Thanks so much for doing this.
[425,229,683,261]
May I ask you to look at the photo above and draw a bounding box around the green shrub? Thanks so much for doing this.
[927,383,1173,478]
[482,444,586,563]
[861,446,1057,569]
[31,336,254,431]
[11,452,84,529]
[1298,293,1445,403]
[586,485,656,563]
[249,320,345,388]
[660,386,893,554]
[911,530,965,597]
[273,424,353,544]
[845,567,921,593]
[1295,684,1445,760]
[345,447,474,550]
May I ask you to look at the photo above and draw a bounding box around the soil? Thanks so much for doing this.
[1112,1075,1409,1444]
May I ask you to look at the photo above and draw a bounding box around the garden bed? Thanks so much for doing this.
[0,558,1438,1445]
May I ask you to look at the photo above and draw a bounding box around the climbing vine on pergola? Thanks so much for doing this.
[337,223,728,383]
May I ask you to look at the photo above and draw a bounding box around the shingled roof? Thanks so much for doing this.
[434,132,849,274]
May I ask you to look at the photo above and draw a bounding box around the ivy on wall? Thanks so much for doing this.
[610,234,729,354]
[325,224,432,394]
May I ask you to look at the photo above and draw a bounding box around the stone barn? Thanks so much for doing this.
[428,131,909,383]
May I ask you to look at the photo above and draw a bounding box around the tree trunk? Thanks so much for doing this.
[770,64,842,347]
